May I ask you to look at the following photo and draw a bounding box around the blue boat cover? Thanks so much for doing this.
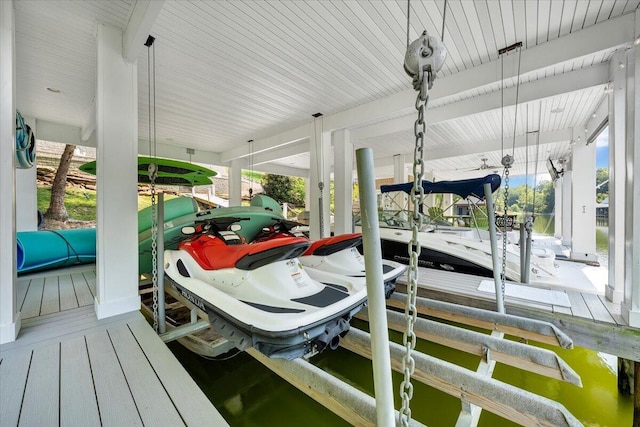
[380,174,501,200]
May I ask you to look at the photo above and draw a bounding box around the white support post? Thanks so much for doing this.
[554,181,562,238]
[94,24,140,319]
[309,116,331,239]
[0,0,20,344]
[333,129,353,235]
[570,129,597,261]
[623,43,640,327]
[304,176,310,211]
[560,170,572,247]
[15,116,37,231]
[228,158,244,207]
[607,51,627,303]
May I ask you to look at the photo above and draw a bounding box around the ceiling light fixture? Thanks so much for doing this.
[46,87,62,93]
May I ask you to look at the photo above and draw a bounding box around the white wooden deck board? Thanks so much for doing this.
[85,328,144,426]
[40,276,60,316]
[16,278,30,310]
[19,343,60,427]
[582,292,616,324]
[0,352,32,427]
[108,325,186,426]
[71,272,94,307]
[20,277,44,319]
[60,336,101,427]
[84,270,97,296]
[128,319,230,426]
[58,274,79,311]
[566,290,592,319]
[598,295,626,325]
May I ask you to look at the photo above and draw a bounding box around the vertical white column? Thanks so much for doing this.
[304,176,310,212]
[228,158,244,206]
[309,116,330,239]
[333,129,353,235]
[560,170,572,247]
[623,44,640,327]
[607,51,627,303]
[15,116,38,231]
[94,24,140,319]
[553,181,562,238]
[0,0,20,343]
[570,131,597,261]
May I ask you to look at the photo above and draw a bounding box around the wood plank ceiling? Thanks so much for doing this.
[14,0,639,181]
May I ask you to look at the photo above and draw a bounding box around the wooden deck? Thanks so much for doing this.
[1,267,228,427]
[396,267,640,361]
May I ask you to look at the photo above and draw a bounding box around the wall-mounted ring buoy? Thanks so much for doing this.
[16,111,36,169]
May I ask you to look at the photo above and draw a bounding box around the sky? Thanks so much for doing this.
[505,126,609,188]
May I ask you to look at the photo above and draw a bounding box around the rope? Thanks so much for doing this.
[48,230,82,265]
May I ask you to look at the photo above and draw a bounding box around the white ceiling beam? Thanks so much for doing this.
[427,11,633,102]
[247,13,631,151]
[122,0,165,63]
[138,140,221,165]
[220,122,311,163]
[253,162,308,178]
[81,97,95,142]
[36,119,86,146]
[370,127,573,169]
[352,63,608,141]
[250,141,309,166]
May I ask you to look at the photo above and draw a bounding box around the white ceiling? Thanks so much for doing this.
[13,0,636,182]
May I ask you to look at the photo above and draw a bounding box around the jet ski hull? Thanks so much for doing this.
[165,246,368,360]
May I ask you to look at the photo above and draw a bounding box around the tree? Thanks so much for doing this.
[45,144,76,221]
[596,168,609,203]
[262,174,305,205]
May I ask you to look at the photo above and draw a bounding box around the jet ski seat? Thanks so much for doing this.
[304,233,362,257]
[179,233,310,271]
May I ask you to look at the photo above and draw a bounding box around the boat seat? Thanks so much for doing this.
[304,233,362,257]
[179,234,309,271]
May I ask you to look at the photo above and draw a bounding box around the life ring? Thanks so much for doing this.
[15,111,36,169]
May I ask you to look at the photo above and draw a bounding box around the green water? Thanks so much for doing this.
[169,319,633,426]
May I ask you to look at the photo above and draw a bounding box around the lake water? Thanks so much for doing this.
[169,318,633,426]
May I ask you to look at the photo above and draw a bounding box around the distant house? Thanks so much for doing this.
[453,196,486,217]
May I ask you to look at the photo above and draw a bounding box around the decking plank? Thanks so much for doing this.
[552,305,573,315]
[60,336,101,427]
[16,278,30,310]
[582,293,616,324]
[39,276,60,316]
[84,270,97,296]
[19,344,59,427]
[20,277,45,319]
[565,290,593,320]
[58,274,79,311]
[71,273,94,307]
[128,319,229,426]
[598,295,626,325]
[0,351,32,427]
[85,329,143,426]
[109,325,186,426]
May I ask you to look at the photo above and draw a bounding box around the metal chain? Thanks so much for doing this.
[400,75,429,427]
[150,163,159,333]
[500,156,512,298]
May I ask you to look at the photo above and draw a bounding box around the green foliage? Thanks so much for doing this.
[596,168,609,203]
[242,170,264,183]
[262,174,304,206]
[37,187,96,221]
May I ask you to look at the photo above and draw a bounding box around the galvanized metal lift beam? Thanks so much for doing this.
[356,308,582,386]
[387,292,574,348]
[247,348,425,427]
[341,328,582,427]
